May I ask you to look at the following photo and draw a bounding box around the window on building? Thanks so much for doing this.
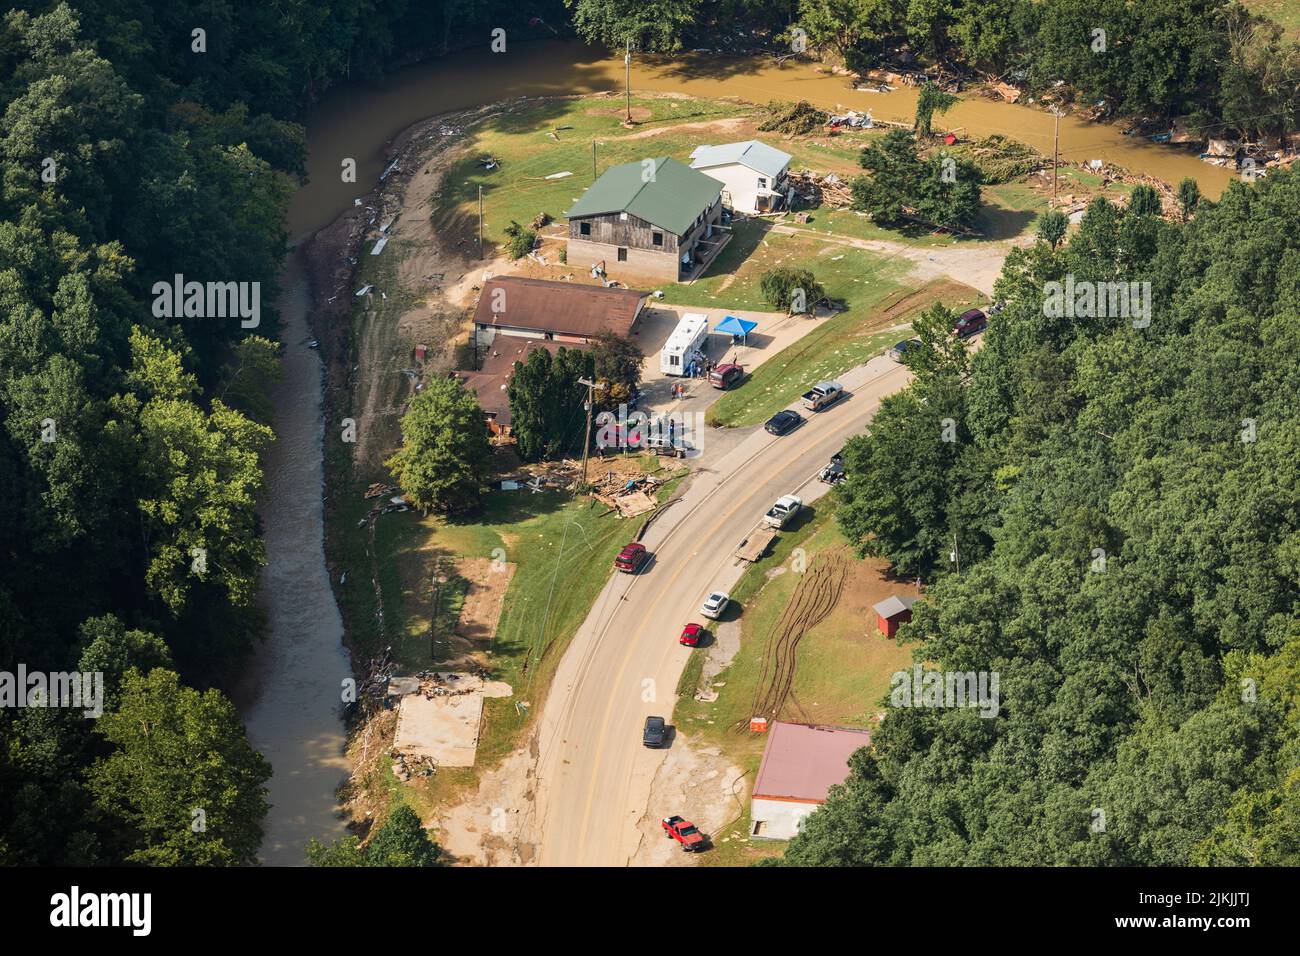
[652,232,663,247]
[579,221,591,236]
[617,247,627,262]
[757,177,767,189]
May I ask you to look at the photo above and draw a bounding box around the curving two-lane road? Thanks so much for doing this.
[532,352,916,866]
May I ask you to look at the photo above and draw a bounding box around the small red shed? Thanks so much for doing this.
[872,595,916,638]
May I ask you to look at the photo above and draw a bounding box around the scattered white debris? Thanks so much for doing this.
[355,284,374,297]
[545,171,573,180]
[371,236,389,255]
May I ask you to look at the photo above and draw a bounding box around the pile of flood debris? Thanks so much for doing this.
[357,484,414,527]
[758,100,826,137]
[590,470,665,518]
[788,169,854,208]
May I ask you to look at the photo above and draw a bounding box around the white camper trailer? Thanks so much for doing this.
[659,312,710,376]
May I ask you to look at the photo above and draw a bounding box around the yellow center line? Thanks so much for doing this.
[568,389,893,862]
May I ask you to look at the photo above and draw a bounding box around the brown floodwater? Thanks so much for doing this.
[290,39,1233,239]
[233,248,351,865]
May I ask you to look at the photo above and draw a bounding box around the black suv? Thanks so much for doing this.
[643,715,667,748]
[764,409,803,435]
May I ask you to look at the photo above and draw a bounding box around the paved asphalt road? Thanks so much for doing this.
[532,350,917,866]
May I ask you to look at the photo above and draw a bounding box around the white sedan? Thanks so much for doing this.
[700,591,730,620]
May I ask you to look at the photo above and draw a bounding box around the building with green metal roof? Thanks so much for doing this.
[566,157,727,282]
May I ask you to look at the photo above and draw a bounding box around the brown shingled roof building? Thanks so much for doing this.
[457,336,591,434]
[472,275,649,345]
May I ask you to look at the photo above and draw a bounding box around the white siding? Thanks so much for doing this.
[749,798,820,841]
[694,162,787,214]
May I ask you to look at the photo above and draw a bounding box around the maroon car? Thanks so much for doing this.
[953,308,987,338]
[708,363,744,390]
[614,542,648,574]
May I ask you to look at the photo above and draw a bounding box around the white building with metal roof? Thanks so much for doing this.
[689,140,793,214]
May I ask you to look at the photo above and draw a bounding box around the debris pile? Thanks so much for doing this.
[357,486,414,527]
[789,169,854,208]
[758,100,825,137]
[589,469,664,517]
[944,135,1045,184]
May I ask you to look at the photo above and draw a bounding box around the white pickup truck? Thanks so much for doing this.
[801,381,844,411]
[763,494,803,530]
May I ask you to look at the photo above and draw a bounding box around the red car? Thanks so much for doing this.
[662,816,709,851]
[679,622,704,647]
[614,542,648,573]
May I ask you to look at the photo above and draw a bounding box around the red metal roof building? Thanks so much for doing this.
[750,721,873,840]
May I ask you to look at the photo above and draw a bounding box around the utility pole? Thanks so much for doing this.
[624,38,632,124]
[1052,109,1060,200]
[478,185,484,256]
[578,377,607,485]
[592,140,597,181]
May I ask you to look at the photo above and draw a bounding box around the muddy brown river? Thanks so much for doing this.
[234,249,351,865]
[247,39,1236,864]
[290,39,1233,238]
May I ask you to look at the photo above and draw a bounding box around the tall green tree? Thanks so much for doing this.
[89,669,271,866]
[386,376,492,512]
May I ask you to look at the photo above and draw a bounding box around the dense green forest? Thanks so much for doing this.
[789,174,1300,866]
[0,0,560,866]
[3,0,1296,868]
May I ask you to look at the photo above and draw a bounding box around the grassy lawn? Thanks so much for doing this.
[660,219,911,314]
[1244,0,1300,35]
[674,504,916,866]
[431,94,901,252]
[978,181,1048,238]
[784,206,959,247]
[434,95,753,248]
[705,277,982,428]
[325,428,686,810]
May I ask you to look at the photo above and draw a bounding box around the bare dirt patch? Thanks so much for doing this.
[584,105,654,122]
[621,115,749,141]
[454,557,515,645]
[632,735,747,866]
[432,729,542,865]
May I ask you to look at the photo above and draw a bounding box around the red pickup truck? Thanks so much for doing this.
[662,816,709,851]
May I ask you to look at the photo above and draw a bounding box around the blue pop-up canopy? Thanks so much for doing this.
[716,315,757,342]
